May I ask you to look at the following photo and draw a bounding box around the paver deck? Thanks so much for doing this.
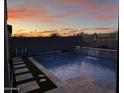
[15,73,33,82]
[14,68,29,74]
[65,76,115,93]
[44,87,68,93]
[45,76,115,93]
[13,57,22,59]
[13,57,57,93]
[18,81,40,93]
[13,61,24,65]
[13,59,23,62]
[14,64,26,69]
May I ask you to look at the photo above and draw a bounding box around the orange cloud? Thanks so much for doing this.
[95,27,114,31]
[8,7,82,25]
[8,7,61,25]
[8,6,84,24]
[8,8,47,19]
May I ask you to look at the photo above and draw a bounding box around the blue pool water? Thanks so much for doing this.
[34,53,117,89]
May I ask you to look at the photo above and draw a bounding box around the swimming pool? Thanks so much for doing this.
[34,53,117,89]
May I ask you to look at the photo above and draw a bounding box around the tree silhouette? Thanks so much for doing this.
[50,33,61,38]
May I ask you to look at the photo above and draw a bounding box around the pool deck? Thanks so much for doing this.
[29,57,116,93]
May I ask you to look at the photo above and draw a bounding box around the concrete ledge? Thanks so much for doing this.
[75,47,118,60]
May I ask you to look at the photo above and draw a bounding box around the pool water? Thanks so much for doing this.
[34,53,117,89]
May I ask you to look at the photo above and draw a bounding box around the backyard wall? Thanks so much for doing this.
[12,37,81,56]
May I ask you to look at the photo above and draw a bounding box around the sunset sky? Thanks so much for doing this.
[7,0,118,37]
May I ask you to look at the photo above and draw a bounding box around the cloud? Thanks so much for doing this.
[8,0,118,25]
[55,0,85,5]
[55,0,118,15]
[89,16,118,21]
[8,6,84,25]
[95,27,115,31]
[80,27,116,34]
[50,11,83,19]
[8,7,61,25]
[36,19,61,24]
[8,7,83,25]
[8,8,47,19]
